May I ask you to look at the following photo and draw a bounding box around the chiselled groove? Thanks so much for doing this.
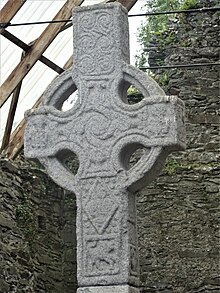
[84,205,119,235]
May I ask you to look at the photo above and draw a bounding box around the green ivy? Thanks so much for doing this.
[16,202,37,243]
[164,159,182,175]
[127,86,140,96]
[136,0,199,67]
[180,0,198,10]
[164,159,220,175]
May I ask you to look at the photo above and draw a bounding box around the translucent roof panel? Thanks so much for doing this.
[0,1,66,83]
[3,1,66,43]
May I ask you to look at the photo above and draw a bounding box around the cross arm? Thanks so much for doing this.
[110,64,186,191]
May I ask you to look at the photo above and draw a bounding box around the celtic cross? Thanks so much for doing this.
[25,3,185,293]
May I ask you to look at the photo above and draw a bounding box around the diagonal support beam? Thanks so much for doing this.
[0,0,27,34]
[3,56,73,159]
[1,52,25,152]
[1,30,64,74]
[0,81,23,152]
[0,0,84,108]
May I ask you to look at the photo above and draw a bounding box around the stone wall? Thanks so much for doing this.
[0,155,77,293]
[137,2,219,292]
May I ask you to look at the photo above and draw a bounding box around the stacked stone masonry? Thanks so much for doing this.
[139,1,219,292]
[0,156,77,293]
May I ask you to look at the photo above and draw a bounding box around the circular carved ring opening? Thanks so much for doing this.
[120,142,150,171]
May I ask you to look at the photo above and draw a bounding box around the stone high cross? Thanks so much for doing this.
[25,3,185,293]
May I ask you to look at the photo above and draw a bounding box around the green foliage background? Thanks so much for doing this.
[136,0,199,67]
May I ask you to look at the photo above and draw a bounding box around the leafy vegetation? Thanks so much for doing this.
[136,0,199,67]
[180,0,198,10]
[127,85,144,104]
[16,201,37,242]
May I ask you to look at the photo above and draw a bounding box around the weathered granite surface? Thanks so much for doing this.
[77,285,140,293]
[24,2,185,291]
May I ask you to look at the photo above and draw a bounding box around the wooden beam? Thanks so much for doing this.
[4,56,73,159]
[0,0,84,108]
[1,52,26,152]
[0,81,23,152]
[1,30,64,74]
[0,0,27,34]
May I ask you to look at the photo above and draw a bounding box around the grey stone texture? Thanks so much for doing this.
[77,285,140,293]
[24,2,185,291]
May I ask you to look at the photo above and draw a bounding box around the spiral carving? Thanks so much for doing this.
[98,35,114,51]
[76,10,115,76]
[79,34,96,54]
[85,113,115,147]
[98,55,114,73]
[81,14,95,31]
[78,56,96,75]
[97,12,113,33]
